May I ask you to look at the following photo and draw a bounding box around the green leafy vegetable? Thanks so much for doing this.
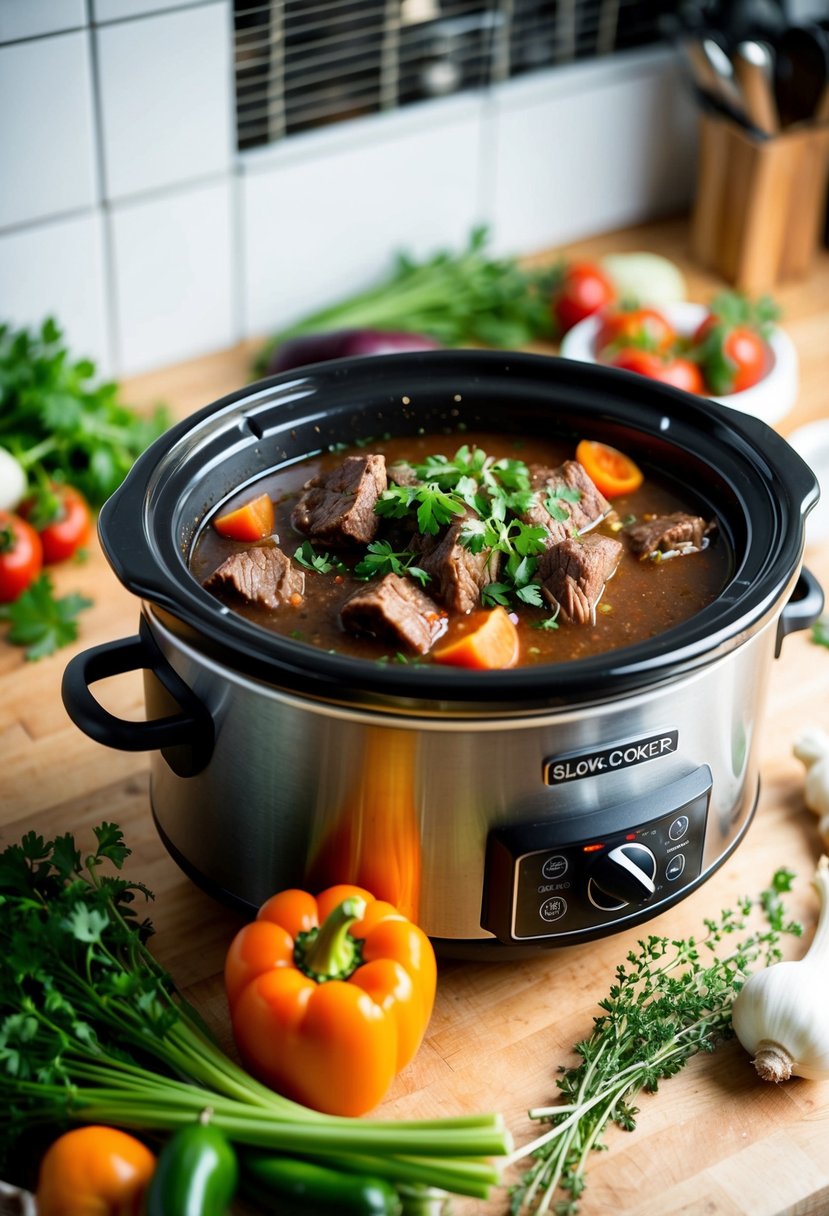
[507,871,802,1214]
[254,227,558,375]
[0,318,169,506]
[0,574,92,660]
[0,824,510,1199]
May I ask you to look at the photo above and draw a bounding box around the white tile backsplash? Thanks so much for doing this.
[0,12,696,378]
[93,0,205,19]
[110,178,236,374]
[241,103,486,338]
[0,0,86,43]
[0,32,98,230]
[489,53,696,254]
[96,2,232,201]
[0,212,111,375]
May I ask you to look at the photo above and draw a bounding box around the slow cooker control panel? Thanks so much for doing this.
[481,766,712,943]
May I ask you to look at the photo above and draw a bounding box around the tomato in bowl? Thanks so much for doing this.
[560,301,798,427]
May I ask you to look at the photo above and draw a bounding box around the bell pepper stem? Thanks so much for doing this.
[296,897,367,982]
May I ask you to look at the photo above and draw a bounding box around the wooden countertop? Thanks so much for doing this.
[3,216,829,1214]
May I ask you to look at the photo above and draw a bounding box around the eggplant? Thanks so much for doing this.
[264,329,442,375]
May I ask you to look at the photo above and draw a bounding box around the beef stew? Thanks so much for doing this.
[191,431,729,668]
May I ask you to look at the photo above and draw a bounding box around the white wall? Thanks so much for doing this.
[0,1,697,378]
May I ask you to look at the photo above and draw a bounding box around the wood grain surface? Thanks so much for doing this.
[2,217,829,1215]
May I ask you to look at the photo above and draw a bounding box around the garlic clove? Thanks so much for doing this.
[804,760,829,817]
[793,728,829,769]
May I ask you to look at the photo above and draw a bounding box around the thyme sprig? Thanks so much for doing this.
[508,870,802,1215]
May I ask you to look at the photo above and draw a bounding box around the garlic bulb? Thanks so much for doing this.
[793,731,829,848]
[731,855,829,1082]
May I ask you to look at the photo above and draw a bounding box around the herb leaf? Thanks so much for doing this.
[294,541,346,575]
[0,574,92,660]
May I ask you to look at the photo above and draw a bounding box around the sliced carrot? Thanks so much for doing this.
[213,492,275,541]
[431,606,520,670]
[576,438,644,498]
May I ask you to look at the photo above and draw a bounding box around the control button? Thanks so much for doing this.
[541,854,568,880]
[588,842,657,911]
[668,814,689,841]
[539,895,568,922]
[666,853,686,881]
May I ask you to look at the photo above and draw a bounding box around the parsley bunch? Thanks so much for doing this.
[0,824,510,1199]
[0,318,169,506]
[508,871,802,1214]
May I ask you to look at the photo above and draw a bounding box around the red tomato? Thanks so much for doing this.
[21,484,92,564]
[595,306,677,355]
[553,262,616,335]
[693,315,769,394]
[0,511,43,602]
[609,347,705,395]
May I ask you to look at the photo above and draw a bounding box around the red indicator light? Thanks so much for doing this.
[582,843,604,853]
[625,832,637,841]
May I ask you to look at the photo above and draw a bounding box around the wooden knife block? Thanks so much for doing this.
[690,112,829,292]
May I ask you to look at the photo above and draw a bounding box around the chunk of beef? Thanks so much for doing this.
[522,460,611,544]
[539,534,623,625]
[204,543,305,610]
[291,454,387,545]
[340,573,447,654]
[625,512,710,559]
[387,460,420,487]
[414,511,502,614]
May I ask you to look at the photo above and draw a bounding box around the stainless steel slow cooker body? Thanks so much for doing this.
[62,351,822,956]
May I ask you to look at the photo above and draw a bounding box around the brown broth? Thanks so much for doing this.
[190,432,731,668]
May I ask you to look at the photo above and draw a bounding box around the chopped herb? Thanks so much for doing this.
[0,574,92,660]
[354,540,430,586]
[294,541,346,575]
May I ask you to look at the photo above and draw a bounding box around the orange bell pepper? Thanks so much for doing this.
[36,1125,156,1216]
[224,884,437,1117]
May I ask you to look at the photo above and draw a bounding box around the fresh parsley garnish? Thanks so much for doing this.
[354,540,430,586]
[294,541,346,575]
[0,574,92,660]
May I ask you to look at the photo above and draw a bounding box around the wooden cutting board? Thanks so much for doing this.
[2,217,829,1215]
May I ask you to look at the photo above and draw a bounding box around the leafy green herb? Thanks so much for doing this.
[811,618,829,649]
[0,823,509,1197]
[0,574,92,660]
[0,317,169,506]
[354,540,430,586]
[508,872,802,1214]
[294,541,346,575]
[254,227,559,374]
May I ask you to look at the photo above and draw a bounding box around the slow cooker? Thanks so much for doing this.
[62,352,823,956]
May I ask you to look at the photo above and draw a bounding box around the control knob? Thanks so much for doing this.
[587,842,657,912]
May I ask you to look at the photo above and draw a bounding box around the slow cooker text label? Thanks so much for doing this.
[544,731,679,785]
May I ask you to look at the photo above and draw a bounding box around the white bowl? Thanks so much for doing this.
[559,300,798,428]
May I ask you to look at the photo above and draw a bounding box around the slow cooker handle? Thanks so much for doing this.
[776,566,825,657]
[61,620,214,777]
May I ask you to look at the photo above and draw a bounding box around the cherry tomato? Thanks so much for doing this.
[609,347,705,395]
[0,511,43,602]
[552,262,616,336]
[693,314,769,394]
[21,484,93,564]
[595,306,677,356]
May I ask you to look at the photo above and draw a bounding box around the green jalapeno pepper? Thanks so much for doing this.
[145,1115,238,1216]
